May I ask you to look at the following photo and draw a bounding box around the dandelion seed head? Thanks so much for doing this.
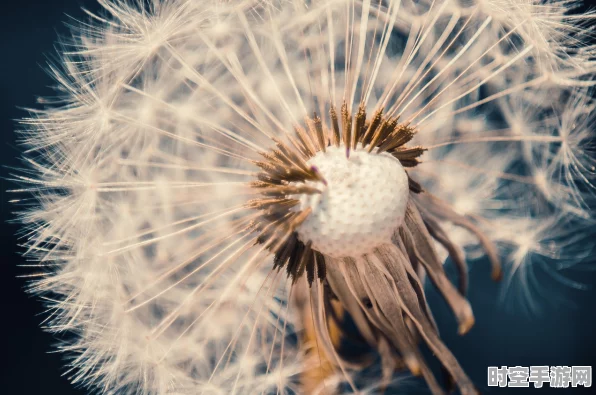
[12,0,596,393]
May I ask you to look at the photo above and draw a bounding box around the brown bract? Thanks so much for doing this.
[245,102,502,394]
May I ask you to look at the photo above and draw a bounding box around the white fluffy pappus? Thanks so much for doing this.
[11,0,596,394]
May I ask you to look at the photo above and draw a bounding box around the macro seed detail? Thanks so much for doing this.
[296,146,410,258]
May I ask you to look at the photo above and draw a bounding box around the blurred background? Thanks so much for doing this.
[1,1,595,394]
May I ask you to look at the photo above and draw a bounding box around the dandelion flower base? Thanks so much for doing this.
[296,146,409,258]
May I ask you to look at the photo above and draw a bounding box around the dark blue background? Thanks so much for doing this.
[1,1,595,394]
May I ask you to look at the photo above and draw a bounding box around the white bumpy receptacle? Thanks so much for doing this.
[295,145,409,258]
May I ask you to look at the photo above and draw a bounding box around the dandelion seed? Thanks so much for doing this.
[12,0,596,394]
